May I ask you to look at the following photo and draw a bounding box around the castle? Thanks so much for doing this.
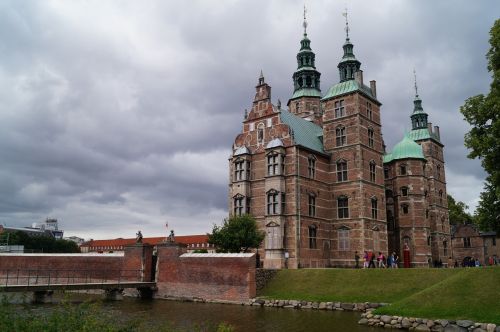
[228,14,450,268]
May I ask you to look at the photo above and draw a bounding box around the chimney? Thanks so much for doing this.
[434,126,440,139]
[427,122,433,133]
[370,80,377,99]
[354,70,363,85]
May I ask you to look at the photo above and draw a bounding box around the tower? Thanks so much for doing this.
[321,12,387,266]
[287,6,322,125]
[384,73,450,267]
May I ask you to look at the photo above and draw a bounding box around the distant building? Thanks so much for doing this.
[0,218,64,239]
[451,223,499,266]
[64,236,85,245]
[80,235,214,253]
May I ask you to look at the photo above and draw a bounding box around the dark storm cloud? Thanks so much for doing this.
[0,0,497,239]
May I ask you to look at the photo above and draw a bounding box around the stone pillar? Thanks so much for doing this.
[123,244,154,282]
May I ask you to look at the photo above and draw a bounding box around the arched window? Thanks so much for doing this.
[337,160,348,182]
[338,196,349,218]
[257,124,264,143]
[336,126,346,146]
[369,161,376,182]
[371,197,378,219]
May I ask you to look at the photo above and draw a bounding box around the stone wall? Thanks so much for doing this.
[155,244,256,302]
[255,268,278,290]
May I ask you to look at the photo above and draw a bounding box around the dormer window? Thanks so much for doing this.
[267,190,285,215]
[267,152,285,176]
[257,124,264,143]
[233,158,250,182]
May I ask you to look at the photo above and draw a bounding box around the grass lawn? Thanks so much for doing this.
[375,267,500,324]
[258,267,500,324]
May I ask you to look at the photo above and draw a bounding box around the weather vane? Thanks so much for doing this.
[303,4,308,34]
[342,8,349,39]
[413,68,419,97]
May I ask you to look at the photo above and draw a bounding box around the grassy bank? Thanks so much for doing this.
[258,267,500,324]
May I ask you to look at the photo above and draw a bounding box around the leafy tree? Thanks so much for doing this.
[208,215,265,253]
[460,19,500,232]
[8,231,80,253]
[447,194,473,225]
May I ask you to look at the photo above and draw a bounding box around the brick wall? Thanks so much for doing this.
[156,244,256,302]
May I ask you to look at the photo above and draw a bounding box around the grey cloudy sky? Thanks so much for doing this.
[0,1,497,240]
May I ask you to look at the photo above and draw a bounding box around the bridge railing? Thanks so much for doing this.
[0,269,143,287]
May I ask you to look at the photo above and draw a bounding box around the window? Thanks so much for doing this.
[443,241,448,256]
[368,128,374,148]
[308,157,316,178]
[234,159,249,181]
[367,102,373,120]
[427,236,431,246]
[338,229,350,251]
[401,204,409,214]
[281,193,286,214]
[371,198,378,219]
[309,226,317,249]
[334,100,345,118]
[338,196,349,218]
[308,194,316,217]
[267,153,284,176]
[336,126,346,146]
[400,164,407,175]
[493,237,496,246]
[267,190,279,215]
[439,190,443,205]
[426,209,429,218]
[437,165,441,180]
[369,162,376,182]
[463,237,471,248]
[384,168,389,179]
[233,195,245,216]
[337,160,348,182]
[258,126,264,143]
[422,164,426,175]
[401,187,408,197]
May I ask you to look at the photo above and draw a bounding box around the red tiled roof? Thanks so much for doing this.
[82,235,209,248]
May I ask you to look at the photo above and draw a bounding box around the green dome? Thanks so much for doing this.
[384,134,425,163]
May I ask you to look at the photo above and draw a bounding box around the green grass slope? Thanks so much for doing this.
[259,268,458,303]
[375,267,500,324]
[258,268,500,324]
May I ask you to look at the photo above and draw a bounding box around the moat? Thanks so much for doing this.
[26,295,375,332]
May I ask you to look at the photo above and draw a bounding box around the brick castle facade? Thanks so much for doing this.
[228,17,450,268]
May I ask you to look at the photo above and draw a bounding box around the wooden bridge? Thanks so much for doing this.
[0,269,156,302]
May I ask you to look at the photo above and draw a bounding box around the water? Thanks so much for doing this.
[105,297,376,332]
[5,293,378,331]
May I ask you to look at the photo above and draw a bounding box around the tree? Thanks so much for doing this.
[460,19,500,232]
[8,231,80,253]
[208,215,265,253]
[447,194,473,225]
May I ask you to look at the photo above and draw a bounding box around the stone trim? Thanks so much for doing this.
[358,310,499,332]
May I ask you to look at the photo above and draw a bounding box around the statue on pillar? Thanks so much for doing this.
[136,230,143,244]
[167,230,175,243]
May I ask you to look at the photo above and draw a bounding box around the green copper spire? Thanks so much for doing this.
[410,70,429,130]
[291,5,321,99]
[338,10,361,82]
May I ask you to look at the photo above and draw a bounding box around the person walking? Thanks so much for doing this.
[377,252,386,268]
[363,251,369,269]
[368,251,376,268]
[392,252,399,268]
